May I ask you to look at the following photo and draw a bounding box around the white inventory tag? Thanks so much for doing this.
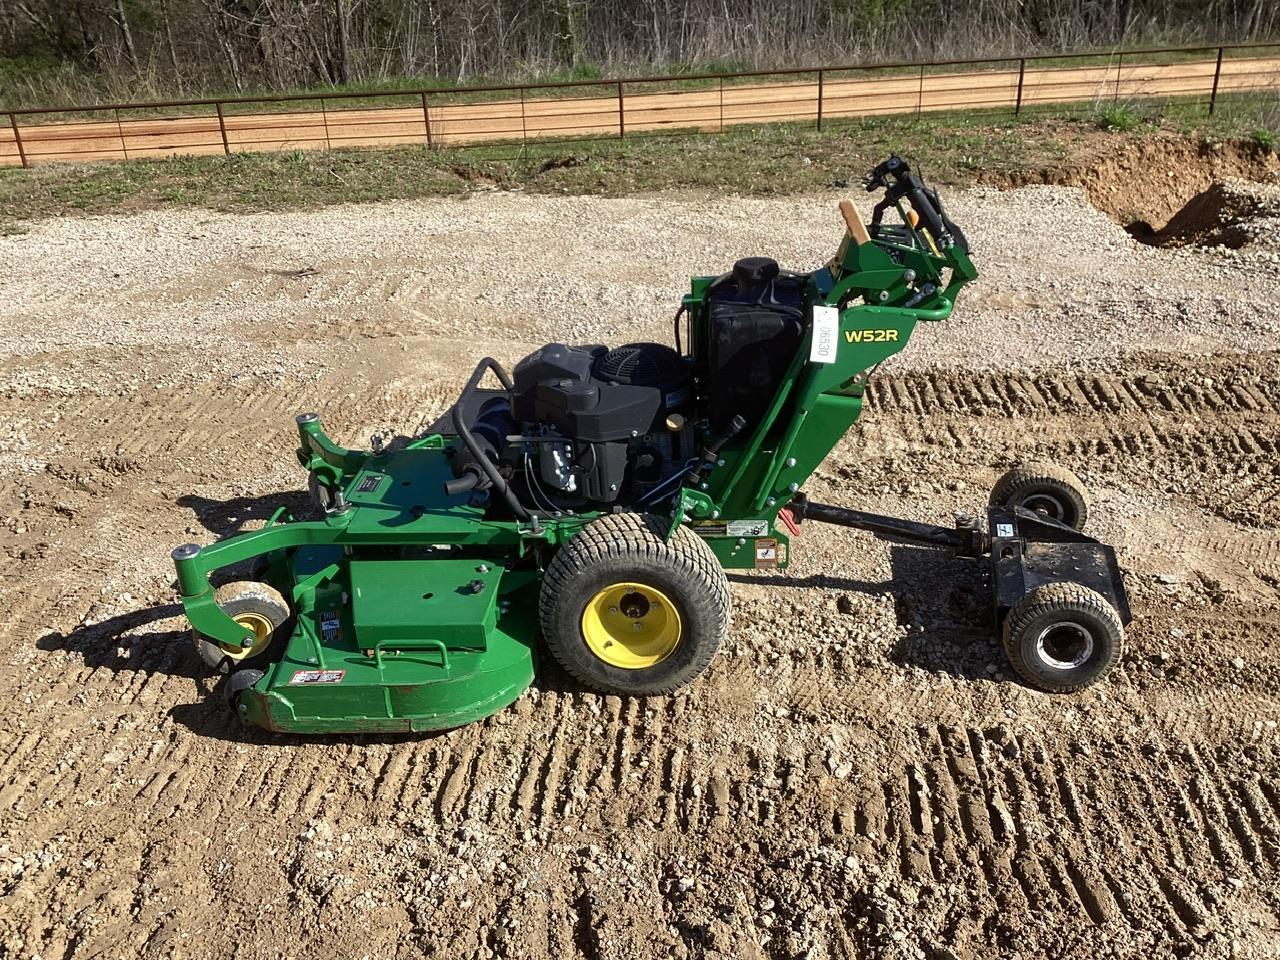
[810,305,840,364]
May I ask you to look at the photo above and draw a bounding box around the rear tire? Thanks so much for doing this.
[1002,582,1123,692]
[538,513,730,696]
[990,461,1088,531]
[193,580,291,675]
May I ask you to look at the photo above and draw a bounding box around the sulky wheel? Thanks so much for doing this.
[538,513,730,696]
[193,580,291,675]
[1002,582,1124,693]
[990,461,1088,531]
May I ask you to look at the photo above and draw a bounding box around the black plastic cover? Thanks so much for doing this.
[706,263,805,431]
[511,342,661,442]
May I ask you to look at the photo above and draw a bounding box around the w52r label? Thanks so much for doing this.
[846,329,900,343]
[810,306,840,363]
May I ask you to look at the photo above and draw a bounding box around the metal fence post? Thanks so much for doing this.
[1114,52,1124,101]
[1014,58,1026,115]
[519,87,528,147]
[1208,46,1224,115]
[617,81,625,139]
[917,64,925,115]
[115,108,129,160]
[320,98,332,150]
[420,92,433,148]
[817,69,824,131]
[719,76,725,133]
[8,112,28,168]
[216,101,231,155]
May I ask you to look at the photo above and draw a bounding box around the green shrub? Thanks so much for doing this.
[1250,127,1276,152]
[1095,103,1142,132]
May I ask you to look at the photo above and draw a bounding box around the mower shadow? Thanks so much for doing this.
[36,602,461,746]
[178,490,313,539]
[36,602,205,680]
[732,541,1004,684]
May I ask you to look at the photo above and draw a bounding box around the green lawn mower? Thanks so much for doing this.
[172,156,1130,734]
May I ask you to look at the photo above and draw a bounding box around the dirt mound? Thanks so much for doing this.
[986,133,1280,232]
[1128,178,1280,249]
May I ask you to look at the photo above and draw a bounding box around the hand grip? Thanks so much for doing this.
[838,200,871,246]
[906,187,947,242]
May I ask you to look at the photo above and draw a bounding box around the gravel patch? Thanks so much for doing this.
[2,185,1277,391]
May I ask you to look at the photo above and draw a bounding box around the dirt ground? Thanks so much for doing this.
[1,174,1279,960]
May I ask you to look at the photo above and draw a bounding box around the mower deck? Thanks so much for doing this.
[240,549,537,733]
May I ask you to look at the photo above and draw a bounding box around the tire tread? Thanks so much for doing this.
[1002,581,1123,693]
[538,513,730,695]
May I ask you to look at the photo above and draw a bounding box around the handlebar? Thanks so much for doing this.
[863,154,967,254]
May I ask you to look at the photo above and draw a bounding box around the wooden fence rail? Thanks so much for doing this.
[2,43,1278,168]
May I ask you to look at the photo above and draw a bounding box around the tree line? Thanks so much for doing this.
[2,1,1277,105]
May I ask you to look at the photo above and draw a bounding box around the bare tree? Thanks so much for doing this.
[2,0,1277,105]
[110,0,140,72]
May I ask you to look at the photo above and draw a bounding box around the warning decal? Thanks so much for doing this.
[290,669,346,685]
[754,537,780,568]
[320,611,342,642]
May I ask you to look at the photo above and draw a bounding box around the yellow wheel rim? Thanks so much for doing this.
[219,612,274,661]
[581,582,682,669]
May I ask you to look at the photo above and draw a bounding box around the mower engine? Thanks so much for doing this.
[455,341,695,508]
[447,255,811,514]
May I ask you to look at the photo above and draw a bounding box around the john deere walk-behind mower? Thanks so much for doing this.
[172,156,1130,734]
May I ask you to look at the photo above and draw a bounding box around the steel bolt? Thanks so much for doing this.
[710,510,721,519]
[240,635,255,649]
[767,497,777,507]
[171,543,200,560]
[785,457,796,468]
[609,607,618,614]
[477,564,489,573]
[716,458,725,467]
[699,482,709,490]
[296,412,318,424]
[737,538,746,546]
[633,622,643,631]
[788,482,799,493]
[239,703,248,714]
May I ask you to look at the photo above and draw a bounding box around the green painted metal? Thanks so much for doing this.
[235,551,538,733]
[172,180,976,735]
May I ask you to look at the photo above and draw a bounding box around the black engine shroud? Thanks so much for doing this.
[507,341,692,505]
[445,257,805,512]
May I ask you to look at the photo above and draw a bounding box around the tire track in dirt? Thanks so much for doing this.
[2,350,1280,958]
